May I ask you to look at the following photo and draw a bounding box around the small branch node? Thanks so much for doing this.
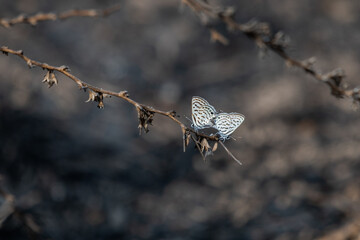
[86,89,105,108]
[42,71,58,88]
[119,90,129,97]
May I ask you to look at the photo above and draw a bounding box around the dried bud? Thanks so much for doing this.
[200,138,211,152]
[97,100,104,109]
[103,94,111,99]
[200,138,214,161]
[321,68,346,98]
[42,71,58,88]
[41,63,50,70]
[243,20,271,37]
[86,90,97,102]
[137,107,154,134]
[119,90,129,97]
[301,57,317,70]
[329,68,345,86]
[220,6,236,18]
[271,31,290,50]
[212,142,218,152]
[27,59,33,68]
[85,89,105,109]
[59,65,70,72]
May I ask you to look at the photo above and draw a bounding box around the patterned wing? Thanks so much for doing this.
[191,96,217,131]
[214,113,245,140]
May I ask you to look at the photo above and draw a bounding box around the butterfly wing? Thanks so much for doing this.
[192,96,217,130]
[215,113,245,140]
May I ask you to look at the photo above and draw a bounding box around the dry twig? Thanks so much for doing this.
[0,4,121,28]
[0,46,242,165]
[182,0,360,105]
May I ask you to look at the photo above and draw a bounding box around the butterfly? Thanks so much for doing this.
[191,96,217,131]
[214,112,245,141]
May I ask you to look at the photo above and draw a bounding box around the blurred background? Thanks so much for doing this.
[0,0,360,239]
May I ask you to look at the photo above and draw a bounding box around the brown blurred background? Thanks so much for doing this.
[1,0,360,239]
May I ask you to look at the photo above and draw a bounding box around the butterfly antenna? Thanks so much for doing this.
[184,115,192,123]
[232,133,243,140]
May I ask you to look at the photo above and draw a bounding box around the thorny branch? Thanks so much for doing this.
[0,4,121,28]
[0,46,242,165]
[182,0,360,105]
